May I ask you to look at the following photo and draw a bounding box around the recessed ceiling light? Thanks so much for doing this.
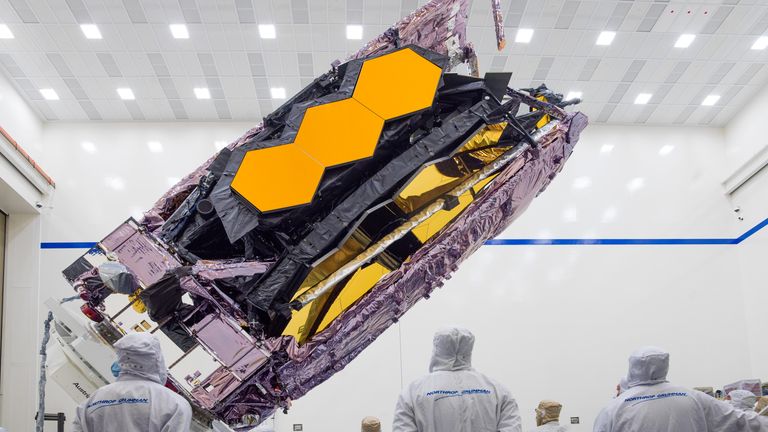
[346,25,363,40]
[596,31,615,46]
[147,141,163,153]
[81,141,97,153]
[194,87,210,99]
[170,24,189,39]
[117,88,135,100]
[258,24,276,39]
[674,34,695,48]
[565,91,582,101]
[600,144,615,154]
[658,145,674,156]
[634,93,652,105]
[701,95,720,106]
[752,36,768,50]
[80,24,102,39]
[270,87,286,99]
[626,177,645,192]
[0,24,13,39]
[214,141,228,151]
[39,88,59,100]
[515,28,534,43]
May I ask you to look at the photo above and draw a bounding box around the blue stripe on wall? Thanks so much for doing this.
[41,242,98,249]
[40,217,768,249]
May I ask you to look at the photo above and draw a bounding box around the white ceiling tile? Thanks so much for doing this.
[27,1,59,24]
[221,76,256,99]
[184,98,217,120]
[223,26,246,51]
[211,52,235,76]
[48,0,78,25]
[262,51,283,77]
[141,0,166,23]
[122,23,156,51]
[215,1,238,24]
[1,0,763,125]
[592,58,632,82]
[227,98,261,120]
[162,52,188,76]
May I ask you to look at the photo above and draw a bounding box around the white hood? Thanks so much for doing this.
[729,390,757,411]
[114,332,168,385]
[429,327,474,372]
[626,346,669,388]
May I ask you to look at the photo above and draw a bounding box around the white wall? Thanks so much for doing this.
[32,120,758,432]
[724,81,768,178]
[0,72,45,431]
[724,82,768,386]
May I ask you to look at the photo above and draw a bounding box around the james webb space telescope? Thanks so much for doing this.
[53,1,587,428]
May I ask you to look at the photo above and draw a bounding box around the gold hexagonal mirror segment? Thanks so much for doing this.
[293,98,384,167]
[352,47,443,120]
[231,144,325,213]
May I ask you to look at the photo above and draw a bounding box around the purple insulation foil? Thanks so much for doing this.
[492,0,506,50]
[59,0,591,428]
[211,113,588,424]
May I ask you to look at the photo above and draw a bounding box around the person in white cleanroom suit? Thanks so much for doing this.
[728,389,758,411]
[593,346,768,432]
[529,400,568,432]
[392,327,521,432]
[73,332,192,432]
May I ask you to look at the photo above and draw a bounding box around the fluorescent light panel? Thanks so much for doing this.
[194,87,210,99]
[270,87,286,99]
[170,24,189,39]
[634,93,652,105]
[39,88,59,100]
[0,24,13,39]
[702,95,720,106]
[752,36,768,50]
[515,28,534,43]
[117,88,135,100]
[80,24,102,39]
[674,34,695,48]
[596,31,615,46]
[258,24,276,39]
[346,25,363,40]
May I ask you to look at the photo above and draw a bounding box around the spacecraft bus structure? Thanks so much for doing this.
[53,0,587,429]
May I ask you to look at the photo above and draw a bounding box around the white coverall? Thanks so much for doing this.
[593,347,768,432]
[530,422,568,432]
[728,390,758,411]
[393,327,521,432]
[73,332,192,432]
